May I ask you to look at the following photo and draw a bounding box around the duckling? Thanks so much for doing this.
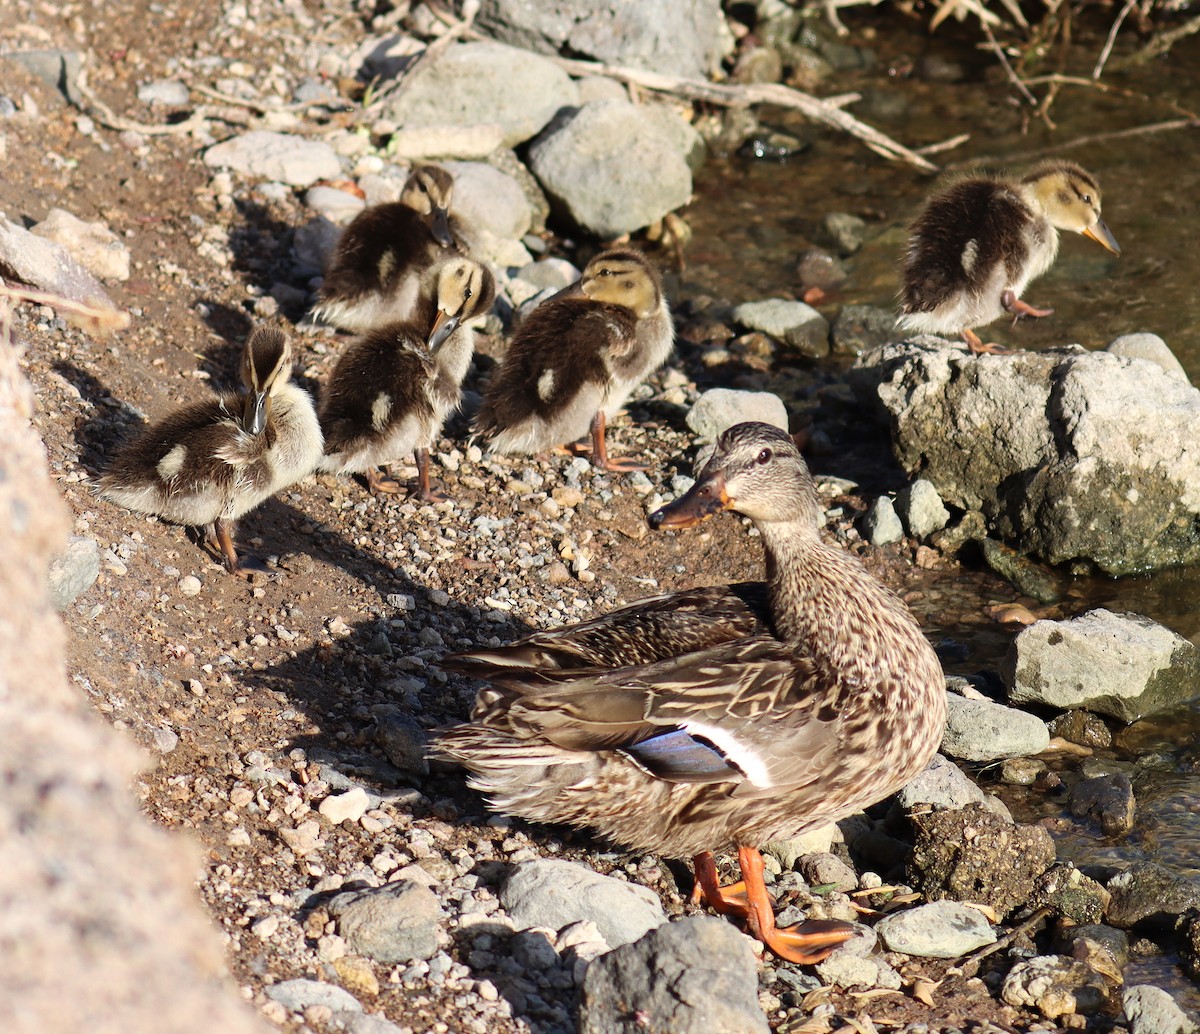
[899,160,1120,354]
[435,422,947,964]
[311,164,465,333]
[473,248,674,471]
[99,327,322,575]
[318,256,495,501]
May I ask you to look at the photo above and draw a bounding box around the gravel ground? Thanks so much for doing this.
[2,1,1150,1032]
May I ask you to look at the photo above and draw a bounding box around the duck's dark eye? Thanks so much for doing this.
[463,286,472,300]
[598,268,611,277]
[756,448,772,465]
[1081,193,1092,205]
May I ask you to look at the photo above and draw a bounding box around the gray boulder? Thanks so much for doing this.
[0,215,122,318]
[895,479,949,539]
[852,338,1200,575]
[579,917,767,1034]
[473,0,732,79]
[1002,609,1200,722]
[830,303,900,356]
[384,42,577,150]
[1123,985,1198,1034]
[861,496,903,546]
[527,99,694,238]
[501,859,666,948]
[1106,332,1189,383]
[897,753,987,811]
[941,693,1049,762]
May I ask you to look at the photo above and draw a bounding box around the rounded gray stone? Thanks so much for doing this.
[686,388,788,442]
[1123,984,1198,1034]
[327,880,443,963]
[266,978,363,1014]
[895,478,950,539]
[501,859,667,949]
[527,99,692,237]
[48,536,100,611]
[203,130,340,187]
[897,752,987,811]
[1106,333,1189,383]
[385,41,578,149]
[941,693,1049,762]
[731,298,830,358]
[862,496,903,546]
[875,901,996,958]
[580,916,768,1034]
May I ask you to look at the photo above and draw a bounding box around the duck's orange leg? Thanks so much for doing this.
[691,850,750,917]
[962,328,1015,356]
[737,845,855,964]
[590,410,646,472]
[1002,289,1054,321]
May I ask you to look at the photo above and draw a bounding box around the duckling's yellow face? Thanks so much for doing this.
[427,258,496,351]
[580,250,661,319]
[240,327,293,434]
[402,165,455,246]
[1028,163,1120,255]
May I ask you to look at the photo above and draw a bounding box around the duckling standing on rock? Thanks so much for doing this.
[318,257,495,501]
[899,160,1120,354]
[435,422,947,964]
[473,247,674,472]
[311,165,464,333]
[99,327,323,576]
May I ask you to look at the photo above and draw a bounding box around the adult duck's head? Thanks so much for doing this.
[650,422,820,531]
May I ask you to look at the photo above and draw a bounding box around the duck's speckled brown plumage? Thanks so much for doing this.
[899,160,1119,348]
[446,582,771,677]
[434,422,947,862]
[312,165,466,333]
[318,258,495,497]
[473,248,673,467]
[99,327,322,572]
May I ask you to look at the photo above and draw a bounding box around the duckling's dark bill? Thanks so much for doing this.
[1084,219,1120,255]
[243,390,269,435]
[649,476,731,529]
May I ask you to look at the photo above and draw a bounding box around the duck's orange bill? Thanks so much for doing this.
[1083,218,1120,255]
[648,474,731,530]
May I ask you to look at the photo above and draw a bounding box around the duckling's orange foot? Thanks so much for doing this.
[1001,290,1054,321]
[962,328,1017,356]
[230,554,273,580]
[596,454,648,473]
[756,918,856,965]
[366,468,404,494]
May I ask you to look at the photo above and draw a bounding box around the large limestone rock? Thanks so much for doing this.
[851,337,1200,575]
[383,41,577,150]
[471,0,733,80]
[527,99,695,237]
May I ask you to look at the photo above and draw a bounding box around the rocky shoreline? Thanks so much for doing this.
[3,1,1199,1033]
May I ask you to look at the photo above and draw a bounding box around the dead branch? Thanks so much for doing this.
[963,116,1199,168]
[0,280,130,338]
[1093,0,1138,78]
[546,56,938,173]
[1109,10,1200,70]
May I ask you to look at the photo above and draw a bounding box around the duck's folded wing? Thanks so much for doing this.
[491,636,840,793]
[444,582,771,675]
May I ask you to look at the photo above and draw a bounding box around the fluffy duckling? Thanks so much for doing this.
[899,160,1120,353]
[435,422,947,964]
[311,165,464,333]
[318,257,495,501]
[99,327,322,575]
[473,248,674,472]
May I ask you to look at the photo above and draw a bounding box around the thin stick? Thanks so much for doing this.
[547,56,938,173]
[1110,11,1200,70]
[979,23,1037,106]
[915,133,971,157]
[75,64,213,136]
[961,117,1199,168]
[949,907,1051,979]
[1093,0,1138,79]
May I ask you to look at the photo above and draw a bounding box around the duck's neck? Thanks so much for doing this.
[759,518,912,680]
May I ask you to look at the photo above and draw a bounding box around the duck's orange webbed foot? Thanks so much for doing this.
[962,328,1016,356]
[1002,289,1054,321]
[737,846,855,964]
[691,850,751,918]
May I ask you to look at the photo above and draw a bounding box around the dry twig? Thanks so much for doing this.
[0,280,130,338]
[1093,0,1138,78]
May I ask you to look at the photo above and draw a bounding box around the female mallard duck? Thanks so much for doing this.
[435,422,948,963]
[99,326,322,575]
[899,160,1120,354]
[473,247,674,472]
[311,164,465,333]
[317,256,495,501]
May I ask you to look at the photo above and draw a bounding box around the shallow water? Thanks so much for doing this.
[681,9,1200,1006]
